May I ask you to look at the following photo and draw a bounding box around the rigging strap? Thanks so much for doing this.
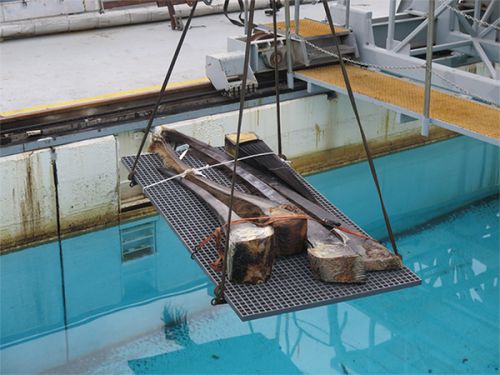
[223,0,246,27]
[128,0,199,185]
[321,0,401,258]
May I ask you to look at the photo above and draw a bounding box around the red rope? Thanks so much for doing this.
[194,215,378,272]
[194,214,309,272]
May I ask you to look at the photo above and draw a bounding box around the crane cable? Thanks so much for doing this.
[212,0,257,305]
[128,0,199,185]
[321,0,400,258]
[271,0,284,158]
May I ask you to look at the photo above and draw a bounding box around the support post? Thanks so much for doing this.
[294,0,300,35]
[285,0,294,88]
[473,0,481,33]
[344,0,350,29]
[422,0,435,137]
[386,0,396,49]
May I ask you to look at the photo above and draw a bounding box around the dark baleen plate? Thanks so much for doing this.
[122,152,421,321]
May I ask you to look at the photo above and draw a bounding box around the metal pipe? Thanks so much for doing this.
[473,0,481,32]
[422,0,435,137]
[294,0,300,34]
[386,0,396,49]
[344,0,350,29]
[244,0,249,35]
[284,0,294,88]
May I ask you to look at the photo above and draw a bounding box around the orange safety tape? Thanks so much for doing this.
[335,226,376,242]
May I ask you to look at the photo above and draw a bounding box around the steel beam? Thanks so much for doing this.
[284,0,294,88]
[0,89,315,157]
[472,40,496,79]
[423,0,435,137]
[386,0,397,49]
[392,0,453,53]
[361,44,500,105]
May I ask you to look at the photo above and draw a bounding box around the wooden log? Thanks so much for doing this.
[149,139,275,284]
[150,136,308,257]
[156,129,372,282]
[225,133,319,203]
[307,220,366,283]
[160,128,341,228]
[342,232,403,271]
[308,243,365,283]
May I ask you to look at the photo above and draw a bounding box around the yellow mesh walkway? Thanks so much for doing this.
[265,19,348,38]
[296,65,500,141]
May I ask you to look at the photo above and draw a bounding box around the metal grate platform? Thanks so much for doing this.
[295,65,500,146]
[263,19,350,38]
[122,152,420,321]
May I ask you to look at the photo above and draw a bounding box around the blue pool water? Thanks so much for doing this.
[1,136,499,374]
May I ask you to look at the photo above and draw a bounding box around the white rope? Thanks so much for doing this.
[445,4,500,31]
[144,151,275,190]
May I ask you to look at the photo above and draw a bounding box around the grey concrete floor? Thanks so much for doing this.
[0,1,388,112]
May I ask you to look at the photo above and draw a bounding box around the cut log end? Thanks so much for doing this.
[268,206,308,257]
[347,236,403,271]
[308,243,366,283]
[227,224,275,284]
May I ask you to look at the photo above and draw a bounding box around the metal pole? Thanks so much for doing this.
[284,0,294,88]
[422,0,435,137]
[344,0,350,29]
[272,0,284,157]
[244,0,249,34]
[473,0,481,32]
[294,0,300,34]
[386,0,396,49]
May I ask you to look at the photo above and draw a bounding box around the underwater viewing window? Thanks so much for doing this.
[120,221,156,262]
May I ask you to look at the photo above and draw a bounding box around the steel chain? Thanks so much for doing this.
[445,4,500,31]
[303,39,498,106]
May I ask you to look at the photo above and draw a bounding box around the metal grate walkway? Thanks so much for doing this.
[122,152,420,321]
[263,19,349,38]
[295,65,500,146]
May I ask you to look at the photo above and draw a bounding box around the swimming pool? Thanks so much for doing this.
[1,136,498,374]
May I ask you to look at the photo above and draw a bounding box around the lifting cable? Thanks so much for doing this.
[128,0,199,185]
[271,0,284,158]
[213,0,257,305]
[321,0,401,258]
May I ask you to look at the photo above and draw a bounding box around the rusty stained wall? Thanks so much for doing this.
[0,136,119,253]
[0,149,57,252]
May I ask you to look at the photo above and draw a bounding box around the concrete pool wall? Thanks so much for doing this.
[0,92,465,253]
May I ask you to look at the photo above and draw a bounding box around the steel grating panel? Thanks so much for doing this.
[295,65,500,146]
[122,153,421,321]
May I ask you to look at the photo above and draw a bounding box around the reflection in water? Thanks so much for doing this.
[162,305,192,348]
[124,197,498,374]
[0,136,498,374]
